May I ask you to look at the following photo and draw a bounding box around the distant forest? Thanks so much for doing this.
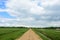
[43,27,60,29]
[0,26,60,29]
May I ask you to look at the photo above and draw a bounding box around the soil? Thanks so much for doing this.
[16,29,43,40]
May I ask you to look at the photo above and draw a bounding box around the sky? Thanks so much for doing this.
[0,0,60,27]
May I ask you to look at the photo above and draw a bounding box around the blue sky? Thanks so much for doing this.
[0,0,13,18]
[0,0,60,27]
[0,0,7,9]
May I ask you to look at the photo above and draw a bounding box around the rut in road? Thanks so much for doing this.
[16,29,43,40]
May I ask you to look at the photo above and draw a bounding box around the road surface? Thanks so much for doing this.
[16,29,43,40]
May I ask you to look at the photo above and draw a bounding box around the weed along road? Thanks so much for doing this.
[16,29,43,40]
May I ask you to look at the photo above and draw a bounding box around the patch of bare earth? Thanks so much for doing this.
[16,29,43,40]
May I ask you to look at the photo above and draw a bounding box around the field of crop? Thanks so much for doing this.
[0,27,60,40]
[33,28,60,40]
[0,27,28,40]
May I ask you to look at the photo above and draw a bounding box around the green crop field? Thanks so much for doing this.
[33,28,60,40]
[0,27,60,40]
[0,27,28,40]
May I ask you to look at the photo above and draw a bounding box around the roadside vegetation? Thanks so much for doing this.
[0,27,28,40]
[0,27,60,40]
[33,27,60,40]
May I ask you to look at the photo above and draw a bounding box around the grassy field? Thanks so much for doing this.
[33,28,60,40]
[0,27,60,40]
[0,27,28,40]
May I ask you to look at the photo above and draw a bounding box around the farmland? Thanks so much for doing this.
[33,28,60,40]
[0,27,28,40]
[0,27,60,40]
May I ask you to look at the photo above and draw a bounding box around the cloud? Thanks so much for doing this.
[6,0,46,15]
[0,0,60,27]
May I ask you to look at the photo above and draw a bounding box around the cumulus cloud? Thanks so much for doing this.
[0,0,60,27]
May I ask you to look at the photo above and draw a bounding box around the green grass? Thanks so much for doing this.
[33,28,60,40]
[0,27,28,40]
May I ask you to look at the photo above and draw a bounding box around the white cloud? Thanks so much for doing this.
[30,6,45,15]
[0,17,60,27]
[40,0,60,7]
[0,9,8,12]
[0,0,60,27]
[6,0,46,15]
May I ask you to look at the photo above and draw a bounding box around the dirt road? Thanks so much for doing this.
[16,29,43,40]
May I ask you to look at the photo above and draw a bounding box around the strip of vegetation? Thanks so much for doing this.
[0,27,29,40]
[32,29,50,40]
[0,30,18,36]
[33,28,60,40]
